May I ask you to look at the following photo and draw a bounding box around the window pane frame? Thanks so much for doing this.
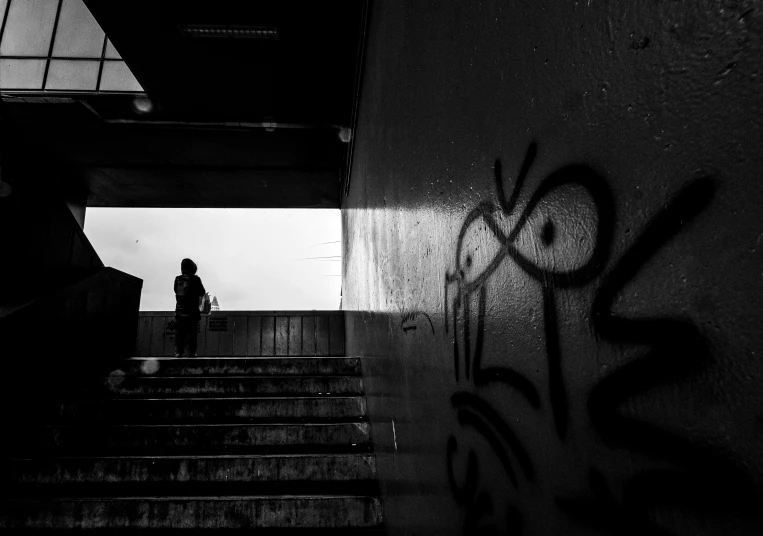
[0,0,142,94]
[0,0,59,57]
[0,0,10,46]
[99,59,143,92]
[0,58,46,89]
[52,0,105,58]
[46,58,100,90]
[104,38,121,59]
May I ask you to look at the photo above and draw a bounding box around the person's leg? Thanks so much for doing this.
[175,316,188,357]
[187,317,199,357]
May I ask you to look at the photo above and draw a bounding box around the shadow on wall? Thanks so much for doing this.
[444,142,761,534]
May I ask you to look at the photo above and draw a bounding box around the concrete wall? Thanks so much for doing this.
[0,267,143,458]
[0,180,102,306]
[0,106,102,306]
[343,1,763,534]
[134,311,345,357]
[0,101,142,452]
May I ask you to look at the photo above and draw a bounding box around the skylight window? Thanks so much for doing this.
[0,0,143,93]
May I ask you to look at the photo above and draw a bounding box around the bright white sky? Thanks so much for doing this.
[84,209,342,311]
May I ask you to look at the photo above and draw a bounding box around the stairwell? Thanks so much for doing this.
[1,315,384,531]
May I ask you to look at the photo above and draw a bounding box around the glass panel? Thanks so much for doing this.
[100,60,142,91]
[52,0,105,58]
[46,59,98,90]
[0,0,9,41]
[104,38,121,59]
[0,0,59,56]
[0,58,45,88]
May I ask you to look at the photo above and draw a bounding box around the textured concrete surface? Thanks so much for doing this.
[0,496,383,529]
[2,355,383,529]
[99,375,364,397]
[35,421,370,453]
[344,1,763,534]
[59,397,367,422]
[11,454,377,484]
[120,357,362,376]
[134,312,346,358]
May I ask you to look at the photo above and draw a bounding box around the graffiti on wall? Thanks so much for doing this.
[401,310,435,335]
[444,142,759,534]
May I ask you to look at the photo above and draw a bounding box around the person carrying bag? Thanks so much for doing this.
[174,258,206,357]
[199,292,211,316]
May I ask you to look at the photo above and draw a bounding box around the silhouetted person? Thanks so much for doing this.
[174,258,206,357]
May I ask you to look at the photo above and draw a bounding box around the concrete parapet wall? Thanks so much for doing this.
[135,311,345,357]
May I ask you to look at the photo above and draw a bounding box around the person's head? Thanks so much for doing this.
[181,258,198,275]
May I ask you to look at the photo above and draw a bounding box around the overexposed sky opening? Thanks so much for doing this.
[85,209,341,311]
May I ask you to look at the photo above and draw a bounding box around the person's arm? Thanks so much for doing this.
[197,277,206,296]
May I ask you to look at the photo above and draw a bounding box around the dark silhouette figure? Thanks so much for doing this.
[174,258,206,357]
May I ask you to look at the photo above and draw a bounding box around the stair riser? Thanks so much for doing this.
[101,377,363,397]
[6,481,381,500]
[0,497,383,529]
[60,398,367,423]
[32,423,370,451]
[11,455,377,484]
[118,358,361,376]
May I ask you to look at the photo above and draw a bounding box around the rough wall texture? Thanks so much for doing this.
[343,1,763,534]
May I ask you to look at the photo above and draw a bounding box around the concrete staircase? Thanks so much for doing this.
[1,356,384,531]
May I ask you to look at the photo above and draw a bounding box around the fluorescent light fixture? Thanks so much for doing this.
[178,25,279,40]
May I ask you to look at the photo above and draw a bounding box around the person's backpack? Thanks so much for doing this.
[199,292,211,315]
[175,275,193,297]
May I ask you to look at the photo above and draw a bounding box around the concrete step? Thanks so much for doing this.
[98,375,363,398]
[58,397,367,423]
[118,357,362,377]
[26,423,371,454]
[5,481,380,499]
[9,454,377,485]
[0,495,384,529]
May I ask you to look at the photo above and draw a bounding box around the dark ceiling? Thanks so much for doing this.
[84,0,365,124]
[1,0,367,208]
